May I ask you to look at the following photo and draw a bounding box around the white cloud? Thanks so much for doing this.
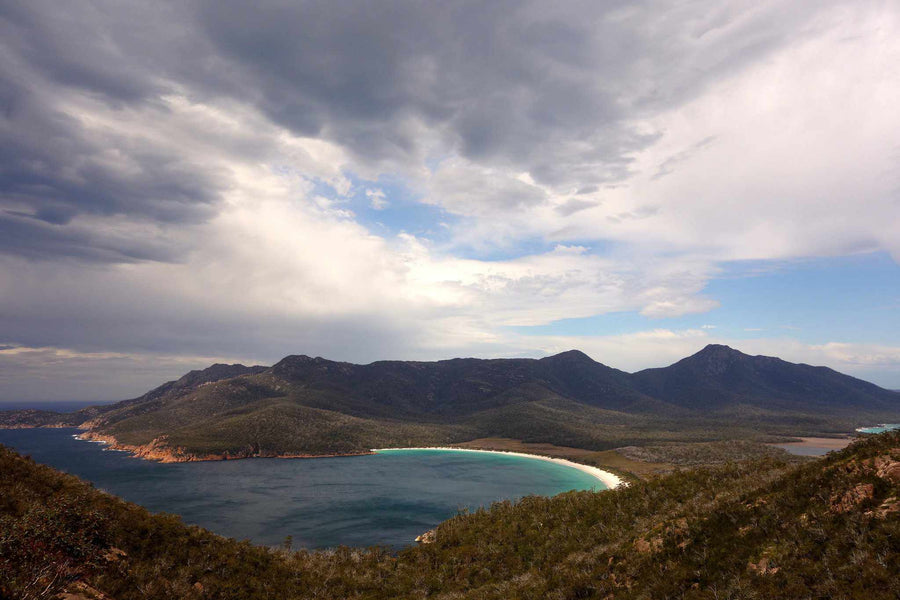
[539,4,900,264]
[513,329,713,372]
[745,340,900,370]
[366,188,388,210]
[401,3,900,276]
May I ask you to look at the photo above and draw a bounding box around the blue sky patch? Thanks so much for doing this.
[511,252,900,345]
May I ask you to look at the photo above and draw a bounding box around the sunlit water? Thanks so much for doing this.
[0,428,603,549]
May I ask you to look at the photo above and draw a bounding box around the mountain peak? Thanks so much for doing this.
[543,349,595,364]
[276,354,315,363]
[174,363,267,388]
[697,343,741,355]
[686,344,749,363]
[666,344,751,378]
[270,354,344,379]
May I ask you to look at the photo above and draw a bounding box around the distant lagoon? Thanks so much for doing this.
[772,425,899,457]
[0,428,604,549]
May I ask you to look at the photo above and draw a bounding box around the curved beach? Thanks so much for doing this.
[372,446,625,489]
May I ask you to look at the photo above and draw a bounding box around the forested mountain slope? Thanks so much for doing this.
[632,344,900,413]
[2,346,898,460]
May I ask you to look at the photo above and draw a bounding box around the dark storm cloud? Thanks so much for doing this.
[0,213,182,263]
[0,0,838,263]
[0,77,221,260]
[191,0,820,185]
[0,2,219,262]
[195,0,648,180]
[0,2,159,102]
[0,82,222,223]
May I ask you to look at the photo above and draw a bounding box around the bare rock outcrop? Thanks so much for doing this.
[415,529,436,544]
[831,483,875,514]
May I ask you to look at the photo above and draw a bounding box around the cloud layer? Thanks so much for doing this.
[1,1,898,399]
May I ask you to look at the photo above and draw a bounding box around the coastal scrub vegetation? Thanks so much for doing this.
[615,439,801,466]
[2,432,899,599]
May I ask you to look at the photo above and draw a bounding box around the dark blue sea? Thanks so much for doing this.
[0,428,603,549]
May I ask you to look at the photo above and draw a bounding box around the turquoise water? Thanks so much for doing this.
[0,428,604,549]
[856,424,900,434]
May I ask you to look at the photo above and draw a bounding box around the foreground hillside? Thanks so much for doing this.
[2,433,899,599]
[2,345,898,462]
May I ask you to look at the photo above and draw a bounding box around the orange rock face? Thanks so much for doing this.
[872,453,900,483]
[76,429,372,463]
[830,483,875,514]
[747,557,780,576]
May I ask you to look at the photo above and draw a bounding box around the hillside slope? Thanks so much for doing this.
[2,432,899,599]
[0,363,267,429]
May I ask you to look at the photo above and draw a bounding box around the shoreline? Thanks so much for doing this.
[74,430,373,463]
[768,436,855,450]
[372,446,625,489]
[856,424,900,434]
[67,429,625,487]
[62,428,626,482]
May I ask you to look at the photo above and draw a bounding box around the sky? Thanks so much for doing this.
[1,0,899,402]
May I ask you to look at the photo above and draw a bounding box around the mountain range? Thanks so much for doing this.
[1,344,898,461]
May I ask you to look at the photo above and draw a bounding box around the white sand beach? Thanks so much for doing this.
[372,446,625,489]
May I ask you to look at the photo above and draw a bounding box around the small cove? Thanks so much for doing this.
[0,428,604,549]
[856,424,900,434]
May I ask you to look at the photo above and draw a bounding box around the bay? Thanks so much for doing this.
[0,428,603,549]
